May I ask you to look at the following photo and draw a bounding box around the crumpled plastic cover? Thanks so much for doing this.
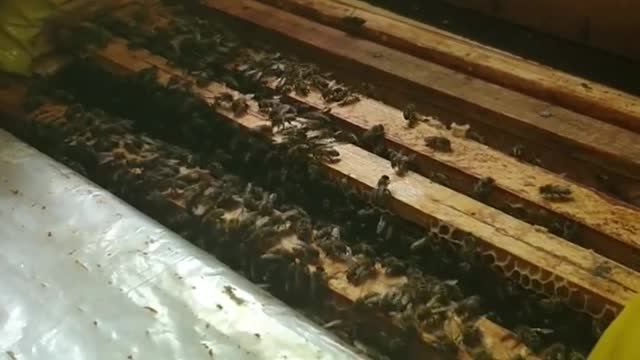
[0,129,363,360]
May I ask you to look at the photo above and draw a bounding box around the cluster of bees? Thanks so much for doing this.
[9,93,488,359]
[25,2,601,358]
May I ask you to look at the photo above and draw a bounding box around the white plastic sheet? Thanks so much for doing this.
[0,129,363,360]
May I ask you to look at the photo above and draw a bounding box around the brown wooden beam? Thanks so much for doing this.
[441,0,640,61]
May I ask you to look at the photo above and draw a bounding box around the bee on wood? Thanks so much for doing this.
[231,96,249,117]
[592,262,612,278]
[317,237,348,259]
[539,184,573,202]
[214,91,234,108]
[346,256,376,286]
[338,94,360,107]
[550,220,578,241]
[506,202,528,219]
[258,97,281,113]
[372,175,392,205]
[312,143,341,164]
[361,124,386,154]
[361,124,385,143]
[390,150,414,176]
[269,104,297,130]
[510,144,526,161]
[473,177,495,201]
[403,103,420,128]
[428,172,450,187]
[293,79,310,97]
[341,15,367,36]
[424,136,453,153]
[324,85,350,103]
[382,256,407,276]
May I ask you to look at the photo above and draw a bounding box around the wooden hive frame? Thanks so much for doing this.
[100,1,638,315]
[104,1,640,272]
[201,0,640,209]
[252,0,640,134]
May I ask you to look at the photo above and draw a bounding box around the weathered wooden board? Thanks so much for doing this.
[441,0,640,61]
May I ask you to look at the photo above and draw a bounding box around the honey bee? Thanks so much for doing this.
[424,136,453,153]
[403,103,420,128]
[231,96,249,117]
[372,175,392,205]
[346,256,376,286]
[539,184,573,202]
[473,177,495,201]
[338,94,361,106]
[341,15,367,36]
[361,124,385,148]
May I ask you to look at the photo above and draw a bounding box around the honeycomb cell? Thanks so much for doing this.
[569,289,586,310]
[544,281,555,295]
[503,260,516,273]
[438,223,451,236]
[556,285,569,299]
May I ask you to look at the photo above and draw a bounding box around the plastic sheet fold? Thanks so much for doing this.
[0,129,362,360]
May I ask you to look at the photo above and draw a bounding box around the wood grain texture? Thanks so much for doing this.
[257,0,640,133]
[83,39,640,320]
[204,0,640,183]
[442,0,640,61]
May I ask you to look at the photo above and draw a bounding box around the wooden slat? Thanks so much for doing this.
[106,4,640,270]
[80,38,640,322]
[0,86,538,360]
[257,0,640,134]
[441,0,640,61]
[202,0,640,185]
